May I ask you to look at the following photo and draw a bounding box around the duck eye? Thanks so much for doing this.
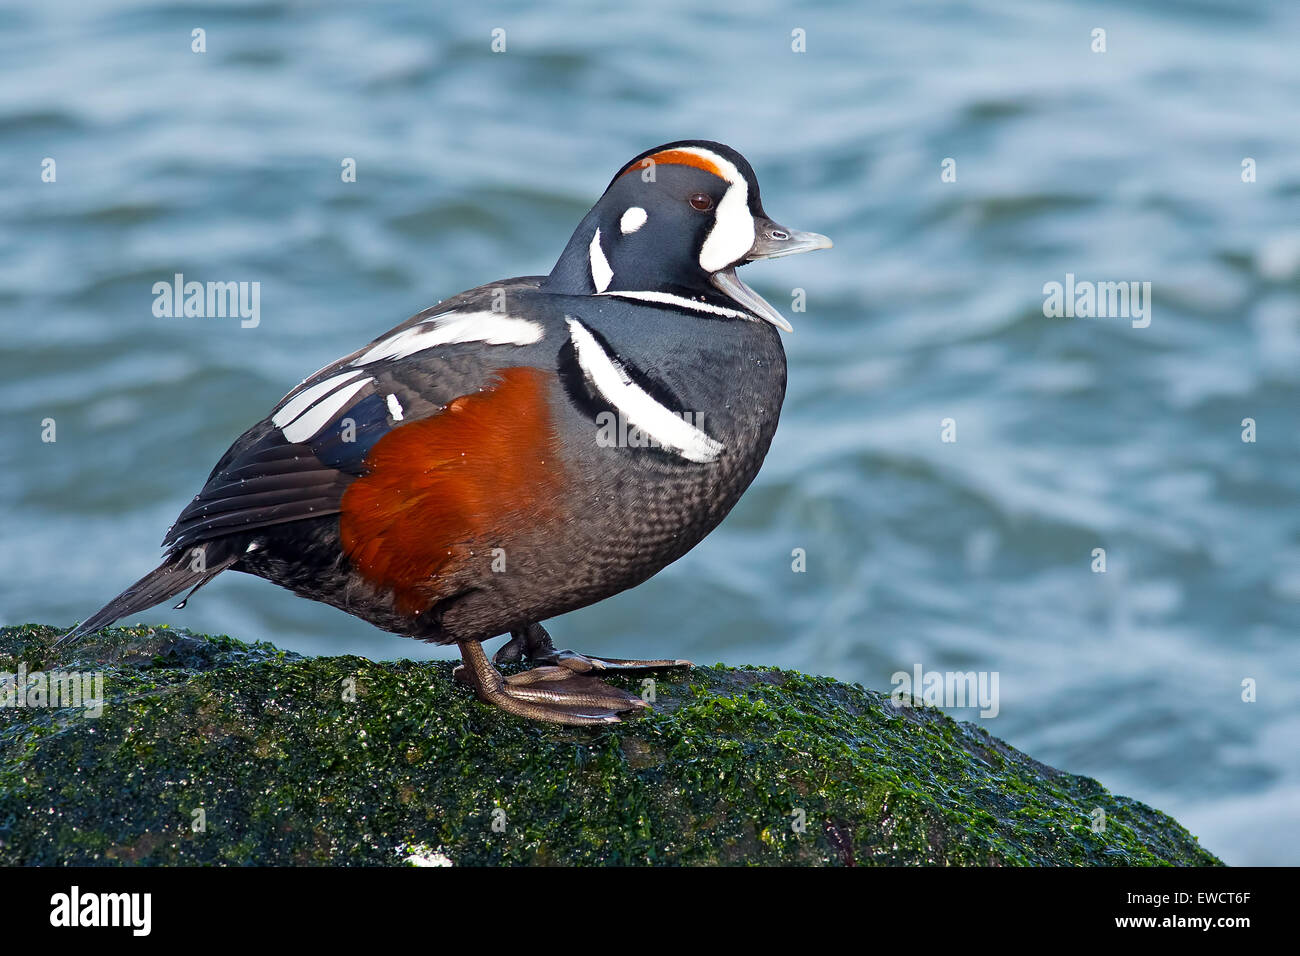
[688,193,714,211]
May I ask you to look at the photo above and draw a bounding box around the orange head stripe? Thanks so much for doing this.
[620,149,726,182]
[339,366,564,615]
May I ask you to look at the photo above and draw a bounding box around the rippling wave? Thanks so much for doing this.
[2,0,1297,864]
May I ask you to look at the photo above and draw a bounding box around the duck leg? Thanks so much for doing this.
[493,621,692,673]
[455,639,650,725]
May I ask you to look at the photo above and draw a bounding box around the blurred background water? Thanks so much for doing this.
[2,0,1298,865]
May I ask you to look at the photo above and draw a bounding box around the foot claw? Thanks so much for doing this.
[539,649,694,673]
[492,631,526,665]
[498,623,692,673]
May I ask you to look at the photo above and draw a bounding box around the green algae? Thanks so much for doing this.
[0,623,1221,866]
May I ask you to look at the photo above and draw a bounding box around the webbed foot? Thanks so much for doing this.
[456,639,650,726]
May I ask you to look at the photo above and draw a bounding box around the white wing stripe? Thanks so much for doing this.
[565,317,723,464]
[352,311,542,366]
[280,377,372,443]
[272,370,364,428]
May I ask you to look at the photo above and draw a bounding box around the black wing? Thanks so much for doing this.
[162,279,550,552]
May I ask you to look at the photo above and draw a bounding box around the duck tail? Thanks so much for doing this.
[56,547,238,650]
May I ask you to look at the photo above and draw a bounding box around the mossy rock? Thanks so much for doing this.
[0,624,1221,866]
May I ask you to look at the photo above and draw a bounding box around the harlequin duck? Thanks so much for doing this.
[60,140,831,724]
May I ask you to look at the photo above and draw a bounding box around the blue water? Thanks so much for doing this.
[2,0,1298,865]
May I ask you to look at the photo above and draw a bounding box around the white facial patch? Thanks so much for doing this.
[351,311,542,366]
[619,206,647,234]
[668,146,756,273]
[565,317,723,464]
[588,228,613,292]
[272,372,373,443]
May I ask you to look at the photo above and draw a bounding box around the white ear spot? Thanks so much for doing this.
[619,206,647,235]
[589,228,613,292]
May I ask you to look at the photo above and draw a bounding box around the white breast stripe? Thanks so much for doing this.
[272,370,364,429]
[595,290,752,321]
[352,311,542,366]
[386,393,404,421]
[280,376,372,443]
[589,228,613,292]
[565,317,723,464]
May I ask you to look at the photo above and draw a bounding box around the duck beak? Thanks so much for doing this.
[710,217,832,333]
[710,267,795,332]
[746,217,834,261]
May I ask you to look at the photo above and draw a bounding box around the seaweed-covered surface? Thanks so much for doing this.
[0,624,1221,866]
